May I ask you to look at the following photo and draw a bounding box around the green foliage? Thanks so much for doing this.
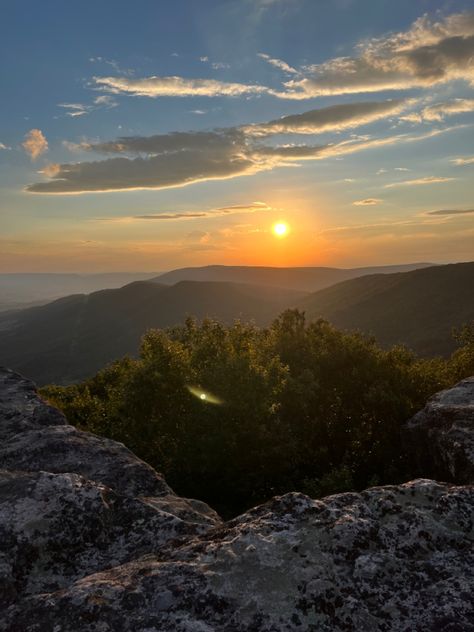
[41,311,472,518]
[450,322,474,381]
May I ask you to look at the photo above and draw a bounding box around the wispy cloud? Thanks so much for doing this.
[58,95,117,118]
[89,56,133,76]
[353,198,383,206]
[402,97,474,122]
[384,176,456,188]
[132,212,208,220]
[22,129,48,160]
[100,202,271,222]
[426,208,474,216]
[58,103,91,117]
[0,142,11,150]
[93,75,269,98]
[244,99,409,135]
[258,52,299,74]
[281,12,474,98]
[451,155,474,165]
[88,13,474,103]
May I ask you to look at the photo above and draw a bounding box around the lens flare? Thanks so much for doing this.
[187,385,223,405]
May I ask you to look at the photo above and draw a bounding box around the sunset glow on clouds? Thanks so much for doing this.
[1,1,473,271]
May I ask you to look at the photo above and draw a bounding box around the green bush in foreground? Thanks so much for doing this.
[42,312,473,517]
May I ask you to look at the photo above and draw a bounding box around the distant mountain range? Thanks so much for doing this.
[0,262,471,385]
[0,272,160,311]
[153,263,433,292]
[0,281,305,385]
[0,264,432,312]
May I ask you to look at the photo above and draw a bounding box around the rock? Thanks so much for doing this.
[0,368,66,442]
[0,469,215,605]
[0,425,173,498]
[0,368,220,610]
[1,367,474,631]
[3,480,474,631]
[406,376,474,484]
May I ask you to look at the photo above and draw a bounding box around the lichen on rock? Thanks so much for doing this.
[1,367,473,631]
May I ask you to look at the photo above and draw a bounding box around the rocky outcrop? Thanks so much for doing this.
[1,367,474,631]
[406,376,474,484]
[0,368,219,610]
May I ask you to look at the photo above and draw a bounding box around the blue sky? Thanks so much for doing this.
[1,0,473,271]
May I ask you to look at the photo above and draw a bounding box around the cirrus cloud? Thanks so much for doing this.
[93,75,269,98]
[384,176,456,188]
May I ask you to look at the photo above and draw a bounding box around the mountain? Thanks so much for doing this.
[153,263,434,292]
[297,262,474,357]
[1,262,470,386]
[0,280,305,385]
[0,272,160,312]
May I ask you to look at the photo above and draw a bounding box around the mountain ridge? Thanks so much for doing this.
[298,261,474,356]
[0,262,471,385]
[153,262,435,292]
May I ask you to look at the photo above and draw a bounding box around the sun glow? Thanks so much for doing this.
[272,222,289,237]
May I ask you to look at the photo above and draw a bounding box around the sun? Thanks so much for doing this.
[272,222,289,238]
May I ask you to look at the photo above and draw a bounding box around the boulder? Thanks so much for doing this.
[0,368,220,610]
[406,376,474,484]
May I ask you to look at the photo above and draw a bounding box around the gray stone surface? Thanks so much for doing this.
[406,376,474,484]
[0,368,220,610]
[0,367,66,442]
[1,367,473,631]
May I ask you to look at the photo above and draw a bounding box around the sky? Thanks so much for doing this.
[1,0,474,272]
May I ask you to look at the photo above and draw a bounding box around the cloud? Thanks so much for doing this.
[26,114,465,194]
[89,56,133,76]
[22,129,48,160]
[384,176,455,188]
[58,95,118,118]
[88,13,474,103]
[282,12,474,97]
[0,142,11,150]
[26,148,257,194]
[93,75,269,98]
[426,208,474,216]
[258,52,299,75]
[451,155,474,165]
[78,129,244,154]
[353,198,383,206]
[402,97,474,122]
[101,202,272,222]
[244,99,409,135]
[93,95,117,107]
[58,103,91,117]
[135,212,208,220]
